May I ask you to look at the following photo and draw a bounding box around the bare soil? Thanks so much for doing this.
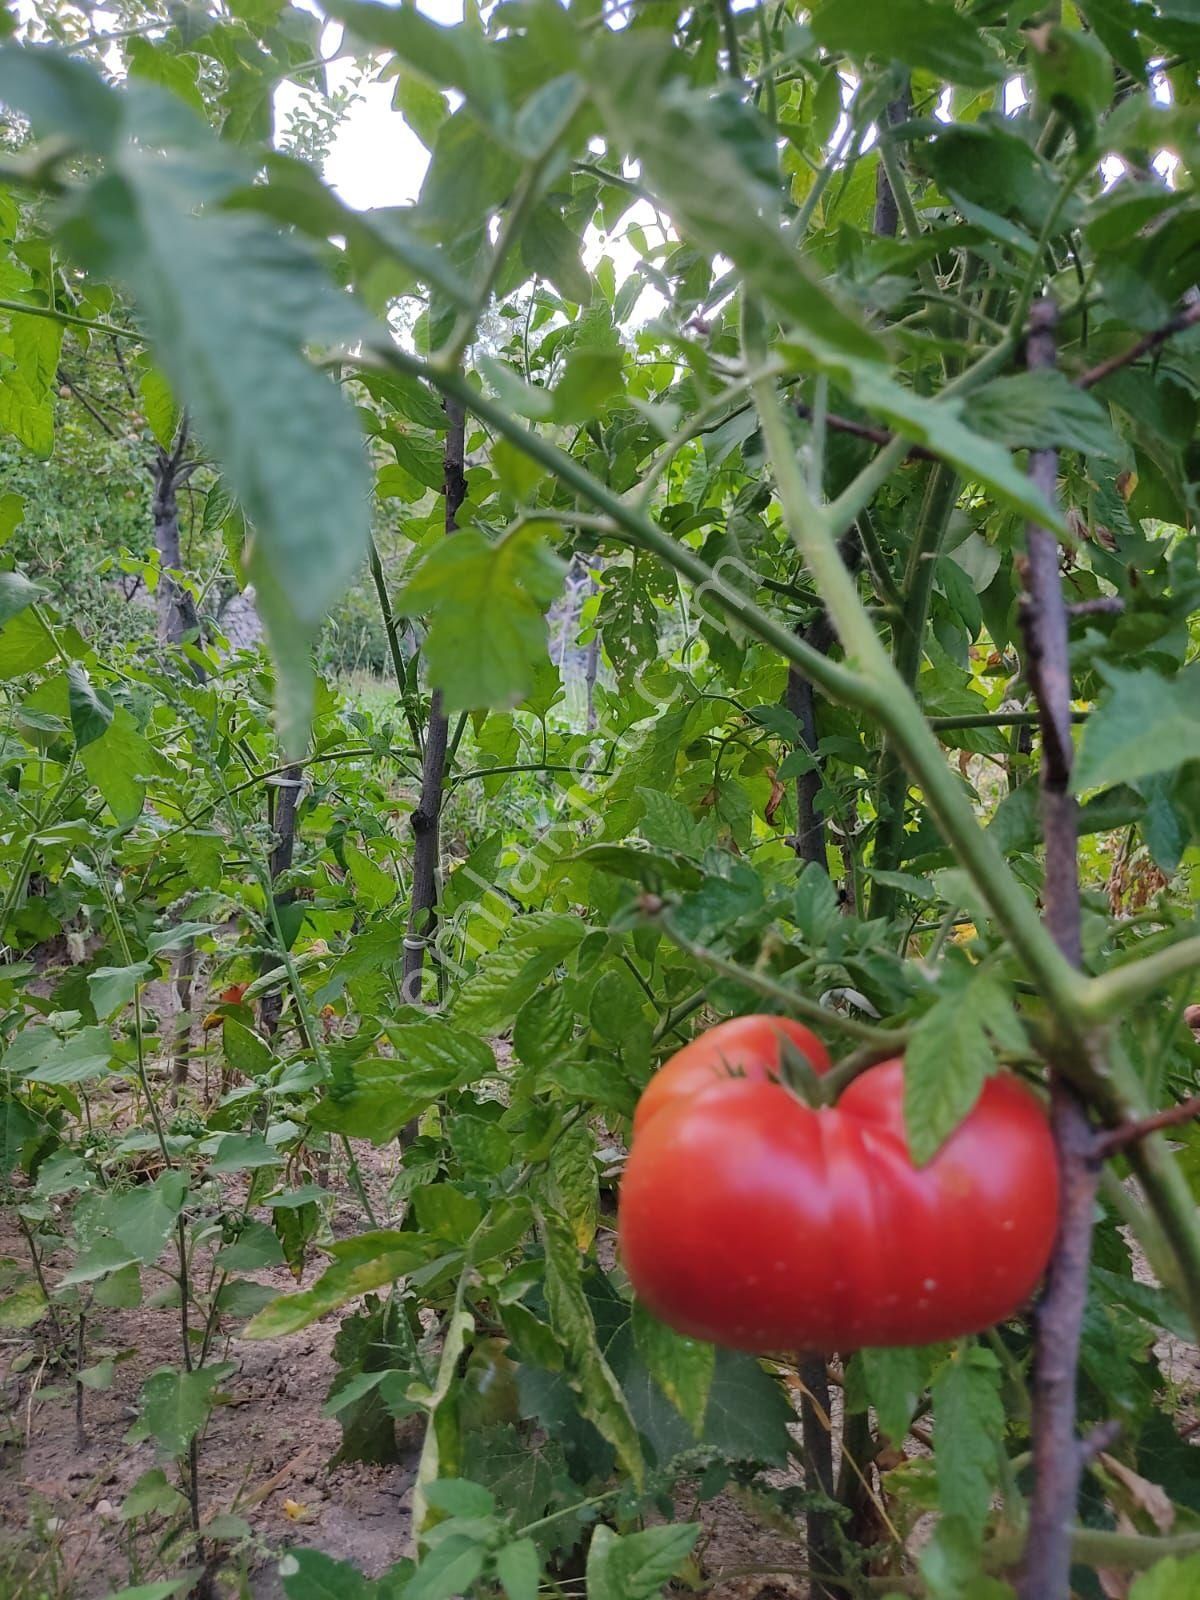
[0,985,810,1600]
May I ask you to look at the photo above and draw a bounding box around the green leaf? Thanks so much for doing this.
[905,970,1023,1166]
[87,962,151,1019]
[810,0,1002,86]
[42,76,373,754]
[631,1301,715,1437]
[552,347,621,422]
[495,1537,540,1600]
[0,491,24,546]
[1027,23,1112,147]
[455,913,584,1032]
[396,527,566,714]
[1130,1555,1200,1600]
[404,1536,486,1600]
[931,1345,1005,1537]
[1073,664,1200,793]
[80,706,167,824]
[585,1523,700,1600]
[522,204,591,307]
[857,1346,931,1446]
[536,1207,644,1488]
[0,569,46,626]
[4,1024,114,1085]
[0,45,120,150]
[0,607,57,678]
[422,1478,495,1518]
[215,1219,286,1271]
[138,1363,232,1456]
[310,1021,494,1142]
[67,666,115,750]
[513,984,574,1070]
[280,1549,375,1600]
[222,1018,275,1078]
[209,1134,282,1174]
[963,371,1118,458]
[243,1236,431,1338]
[548,1118,599,1251]
[636,787,714,858]
[590,41,882,363]
[138,365,180,449]
[120,1467,188,1522]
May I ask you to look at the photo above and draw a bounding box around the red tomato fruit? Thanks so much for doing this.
[632,1014,831,1140]
[619,1054,1059,1352]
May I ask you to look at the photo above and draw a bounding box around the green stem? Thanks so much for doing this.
[750,377,1090,1034]
[1079,935,1200,1022]
[870,465,959,919]
[367,532,424,760]
[0,297,141,340]
[657,910,905,1048]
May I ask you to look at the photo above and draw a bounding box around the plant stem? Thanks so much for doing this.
[368,531,425,759]
[869,464,958,919]
[402,394,466,1004]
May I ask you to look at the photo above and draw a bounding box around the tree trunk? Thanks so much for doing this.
[401,397,467,1004]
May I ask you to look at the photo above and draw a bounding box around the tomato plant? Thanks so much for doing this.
[1,2,1200,1599]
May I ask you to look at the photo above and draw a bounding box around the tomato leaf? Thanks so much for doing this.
[631,1301,715,1438]
[931,1345,1005,1537]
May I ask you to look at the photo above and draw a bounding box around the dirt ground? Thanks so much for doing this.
[0,980,811,1600]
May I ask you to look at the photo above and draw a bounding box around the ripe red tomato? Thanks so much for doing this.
[633,1014,831,1140]
[619,1053,1059,1352]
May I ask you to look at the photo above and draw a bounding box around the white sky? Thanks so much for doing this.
[277,1,464,209]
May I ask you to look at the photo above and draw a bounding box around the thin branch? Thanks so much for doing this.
[1076,299,1200,390]
[1094,1094,1200,1159]
[0,296,141,340]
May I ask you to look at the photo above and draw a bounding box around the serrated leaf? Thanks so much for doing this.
[585,1523,700,1600]
[857,1346,930,1445]
[964,371,1118,458]
[310,1021,494,1142]
[548,1118,599,1250]
[632,1300,715,1437]
[396,527,566,714]
[536,1207,643,1488]
[905,971,1022,1165]
[931,1345,1005,1537]
[513,983,573,1071]
[1074,664,1200,793]
[455,913,584,1032]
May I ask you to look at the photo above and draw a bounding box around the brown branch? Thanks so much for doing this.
[1094,1094,1200,1159]
[1075,299,1200,391]
[401,395,466,1006]
[1018,295,1103,1600]
[1067,597,1124,618]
